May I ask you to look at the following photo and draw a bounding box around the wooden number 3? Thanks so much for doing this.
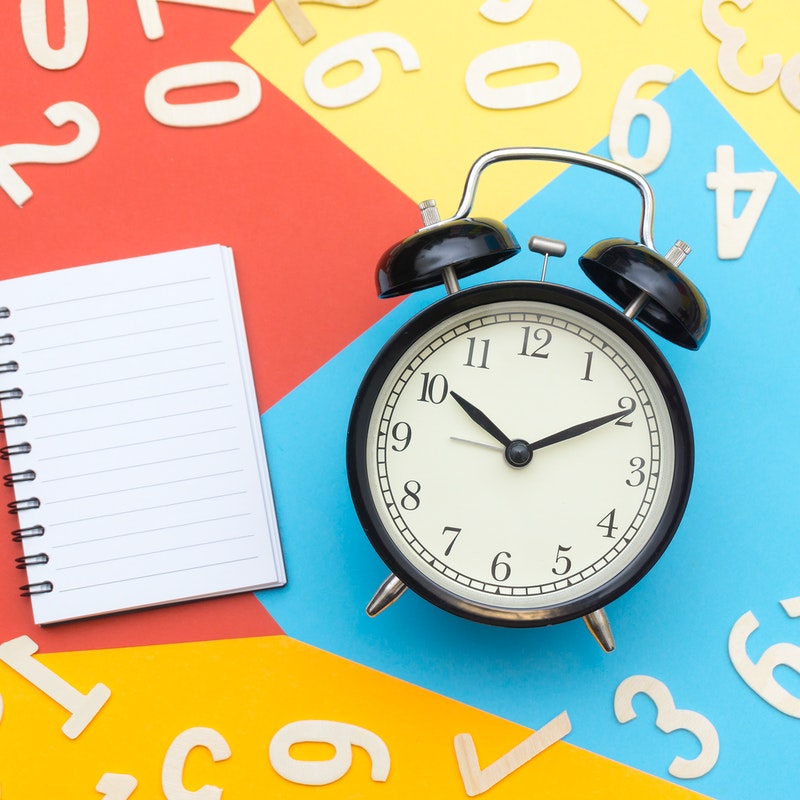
[614,675,719,780]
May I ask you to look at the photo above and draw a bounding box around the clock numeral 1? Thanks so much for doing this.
[442,526,462,556]
[491,551,512,582]
[597,509,619,538]
[580,351,594,382]
[418,372,449,404]
[400,480,421,511]
[518,326,552,358]
[552,545,572,576]
[464,337,490,369]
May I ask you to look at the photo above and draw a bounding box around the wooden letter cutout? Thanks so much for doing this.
[161,727,231,800]
[454,710,571,796]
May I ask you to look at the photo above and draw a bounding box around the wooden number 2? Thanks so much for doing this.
[454,711,571,796]
[0,101,100,207]
[614,675,719,779]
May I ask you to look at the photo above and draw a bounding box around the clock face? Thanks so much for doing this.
[348,282,693,625]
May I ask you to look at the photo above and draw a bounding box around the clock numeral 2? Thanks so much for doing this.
[519,326,552,358]
[418,372,449,404]
[615,396,637,427]
[464,337,490,369]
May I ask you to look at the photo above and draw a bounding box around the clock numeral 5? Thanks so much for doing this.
[552,545,572,576]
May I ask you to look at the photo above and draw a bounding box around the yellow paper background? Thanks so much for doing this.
[0,635,711,797]
[234,0,799,220]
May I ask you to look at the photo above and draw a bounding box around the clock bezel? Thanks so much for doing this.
[347,280,694,627]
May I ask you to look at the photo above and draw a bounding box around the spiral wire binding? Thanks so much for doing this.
[0,308,52,596]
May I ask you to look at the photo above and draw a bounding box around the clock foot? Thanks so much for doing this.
[366,573,407,617]
[583,608,616,652]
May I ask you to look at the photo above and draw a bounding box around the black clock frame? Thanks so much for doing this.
[347,280,694,627]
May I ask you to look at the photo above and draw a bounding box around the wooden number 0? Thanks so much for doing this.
[614,675,719,779]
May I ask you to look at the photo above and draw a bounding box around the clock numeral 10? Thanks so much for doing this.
[417,372,449,404]
[519,326,552,358]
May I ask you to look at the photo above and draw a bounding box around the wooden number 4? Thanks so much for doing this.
[706,144,776,260]
[454,711,571,796]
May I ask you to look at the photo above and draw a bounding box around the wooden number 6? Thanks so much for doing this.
[269,720,390,786]
[0,102,100,208]
[614,675,719,779]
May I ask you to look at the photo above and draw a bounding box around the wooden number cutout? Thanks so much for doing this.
[96,774,138,799]
[706,144,776,259]
[728,599,800,718]
[273,0,378,45]
[21,0,89,70]
[614,675,719,780]
[135,0,256,41]
[304,33,420,109]
[454,710,571,796]
[269,720,390,786]
[609,64,673,175]
[479,0,534,24]
[465,41,581,110]
[780,53,800,111]
[0,635,110,739]
[161,727,231,800]
[0,101,100,207]
[611,0,648,24]
[701,0,782,93]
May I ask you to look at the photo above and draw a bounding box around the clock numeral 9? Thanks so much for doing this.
[390,421,412,452]
[491,551,512,582]
[417,372,449,404]
[400,480,421,511]
[519,326,552,358]
[615,396,637,427]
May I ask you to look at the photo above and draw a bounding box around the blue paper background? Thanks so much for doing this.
[258,72,800,798]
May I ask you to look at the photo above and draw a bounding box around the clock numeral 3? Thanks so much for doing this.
[626,456,646,487]
[518,326,552,358]
[418,372,449,404]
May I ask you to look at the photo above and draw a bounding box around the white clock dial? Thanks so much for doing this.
[349,283,693,625]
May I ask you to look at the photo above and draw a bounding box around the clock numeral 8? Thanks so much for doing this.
[400,480,421,511]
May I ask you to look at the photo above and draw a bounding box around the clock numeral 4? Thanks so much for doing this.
[597,509,619,539]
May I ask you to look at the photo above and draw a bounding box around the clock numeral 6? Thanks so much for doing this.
[491,551,512,582]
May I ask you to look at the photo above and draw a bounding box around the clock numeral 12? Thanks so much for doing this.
[519,326,552,358]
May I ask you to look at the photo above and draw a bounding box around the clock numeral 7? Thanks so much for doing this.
[442,526,462,556]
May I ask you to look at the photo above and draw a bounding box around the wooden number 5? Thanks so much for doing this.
[614,675,719,780]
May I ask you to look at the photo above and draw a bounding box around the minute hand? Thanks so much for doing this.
[528,409,629,453]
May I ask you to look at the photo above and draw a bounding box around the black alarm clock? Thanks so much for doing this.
[346,147,709,652]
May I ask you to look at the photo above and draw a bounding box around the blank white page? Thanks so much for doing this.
[0,245,285,624]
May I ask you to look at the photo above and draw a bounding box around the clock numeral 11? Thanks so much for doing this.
[464,337,490,369]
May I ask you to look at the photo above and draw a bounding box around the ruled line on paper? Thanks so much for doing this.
[50,512,252,549]
[26,362,227,397]
[55,534,257,571]
[21,318,220,354]
[46,468,245,505]
[37,413,235,444]
[25,341,223,375]
[16,276,213,311]
[39,448,241,483]
[46,490,249,527]
[33,383,230,417]
[17,297,215,332]
[58,555,261,592]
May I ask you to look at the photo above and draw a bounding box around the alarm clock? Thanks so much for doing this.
[346,147,709,652]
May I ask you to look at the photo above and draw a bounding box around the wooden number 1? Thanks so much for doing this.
[454,711,571,796]
[0,635,111,739]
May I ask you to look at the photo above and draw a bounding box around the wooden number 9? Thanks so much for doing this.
[614,675,719,780]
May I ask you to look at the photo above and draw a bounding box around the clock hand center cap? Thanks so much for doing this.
[505,439,533,468]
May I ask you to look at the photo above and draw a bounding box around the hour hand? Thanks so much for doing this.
[528,408,628,453]
[449,391,512,447]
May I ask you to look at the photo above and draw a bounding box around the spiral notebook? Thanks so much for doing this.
[0,245,286,624]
